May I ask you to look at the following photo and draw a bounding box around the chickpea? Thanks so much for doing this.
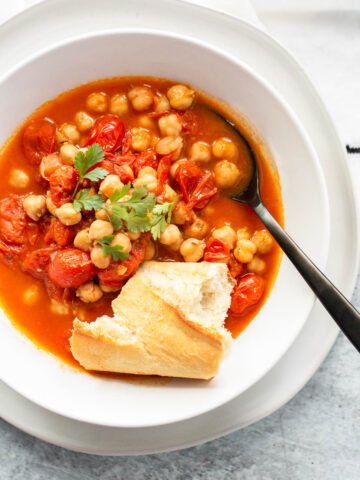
[251,230,273,255]
[89,220,114,241]
[234,238,257,263]
[86,92,108,113]
[158,113,182,136]
[74,111,94,132]
[138,166,157,178]
[189,142,211,163]
[180,238,206,262]
[99,174,124,198]
[131,127,151,152]
[247,256,266,275]
[50,299,70,315]
[154,94,170,112]
[127,231,141,241]
[23,285,39,305]
[237,227,250,241]
[40,154,63,180]
[90,244,111,269]
[133,173,158,193]
[167,84,195,110]
[138,115,156,130]
[111,232,131,253]
[212,137,238,160]
[46,192,57,215]
[55,203,82,226]
[163,185,178,203]
[151,135,160,148]
[9,169,29,188]
[100,284,121,293]
[59,144,78,165]
[156,135,183,156]
[158,224,181,246]
[95,208,108,221]
[183,216,209,239]
[145,240,156,260]
[212,226,237,250]
[110,93,129,116]
[23,195,46,221]
[167,236,183,252]
[74,229,92,252]
[57,123,80,145]
[214,160,241,189]
[170,158,187,178]
[128,86,153,111]
[76,281,103,303]
[172,201,192,225]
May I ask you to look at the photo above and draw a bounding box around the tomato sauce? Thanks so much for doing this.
[0,77,283,369]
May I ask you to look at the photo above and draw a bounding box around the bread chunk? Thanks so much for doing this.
[70,261,234,379]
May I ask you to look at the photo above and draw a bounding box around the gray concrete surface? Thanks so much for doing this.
[1,280,359,479]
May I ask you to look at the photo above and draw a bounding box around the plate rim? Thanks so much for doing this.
[0,0,358,454]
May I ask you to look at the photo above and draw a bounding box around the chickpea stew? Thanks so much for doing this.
[0,77,283,368]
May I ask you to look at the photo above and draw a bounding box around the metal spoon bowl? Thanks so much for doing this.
[213,110,360,352]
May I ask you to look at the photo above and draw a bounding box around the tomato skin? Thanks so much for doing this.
[22,247,58,279]
[97,234,149,288]
[22,118,56,165]
[203,238,230,263]
[0,195,27,245]
[114,164,135,184]
[230,273,265,315]
[44,218,74,247]
[83,115,125,153]
[156,152,174,197]
[48,248,96,288]
[175,160,217,211]
[49,166,80,208]
[132,151,158,177]
[227,255,244,278]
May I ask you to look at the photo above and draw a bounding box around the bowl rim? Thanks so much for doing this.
[0,27,330,427]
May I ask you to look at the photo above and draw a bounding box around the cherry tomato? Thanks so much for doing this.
[40,153,63,180]
[49,166,80,208]
[83,115,125,153]
[132,151,158,177]
[180,110,198,135]
[22,118,56,165]
[114,164,135,184]
[156,152,174,196]
[227,255,244,278]
[203,238,230,263]
[98,234,149,288]
[0,195,27,245]
[22,247,58,279]
[44,277,67,303]
[44,218,74,247]
[48,248,96,288]
[175,160,217,210]
[230,273,265,315]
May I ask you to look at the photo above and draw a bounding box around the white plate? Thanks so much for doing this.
[0,29,329,427]
[0,0,358,454]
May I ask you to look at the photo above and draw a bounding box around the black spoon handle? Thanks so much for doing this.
[252,201,360,352]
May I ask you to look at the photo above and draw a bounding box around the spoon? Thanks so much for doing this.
[213,110,360,352]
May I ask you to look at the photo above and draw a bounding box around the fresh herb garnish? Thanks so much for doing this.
[98,235,130,261]
[72,144,108,200]
[72,189,105,212]
[149,202,174,241]
[106,184,173,240]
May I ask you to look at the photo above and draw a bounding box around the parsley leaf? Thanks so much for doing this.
[98,235,130,262]
[110,183,131,203]
[117,187,156,216]
[108,204,130,230]
[72,144,108,199]
[126,210,151,233]
[150,202,174,241]
[73,189,105,212]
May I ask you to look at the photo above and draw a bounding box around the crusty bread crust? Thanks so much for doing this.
[70,262,234,380]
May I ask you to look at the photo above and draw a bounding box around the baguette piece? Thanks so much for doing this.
[70,261,235,380]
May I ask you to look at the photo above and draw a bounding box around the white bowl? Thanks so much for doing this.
[0,30,329,427]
